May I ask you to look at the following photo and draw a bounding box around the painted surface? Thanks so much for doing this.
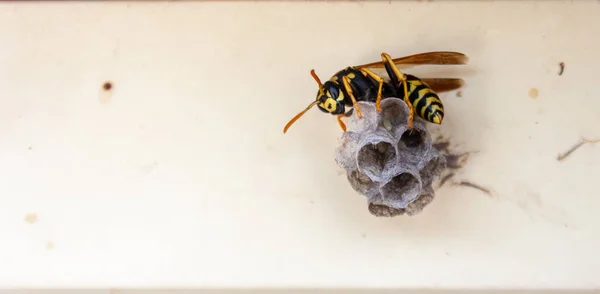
[1,1,599,289]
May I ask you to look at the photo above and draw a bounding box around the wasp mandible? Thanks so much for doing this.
[283,51,468,133]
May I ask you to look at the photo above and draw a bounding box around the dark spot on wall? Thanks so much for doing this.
[445,154,469,169]
[439,173,455,187]
[557,137,600,161]
[432,138,474,189]
[456,181,493,197]
[558,62,565,76]
[432,141,450,153]
[102,81,113,91]
[100,81,114,104]
[433,139,469,169]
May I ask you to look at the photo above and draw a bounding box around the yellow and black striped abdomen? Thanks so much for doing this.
[405,74,444,124]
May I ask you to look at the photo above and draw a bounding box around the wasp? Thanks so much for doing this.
[283,51,468,133]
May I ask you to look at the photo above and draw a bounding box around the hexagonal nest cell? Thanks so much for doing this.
[334,98,446,217]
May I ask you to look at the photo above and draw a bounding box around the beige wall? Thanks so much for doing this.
[1,1,599,290]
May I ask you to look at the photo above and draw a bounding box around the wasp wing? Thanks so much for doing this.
[421,78,465,93]
[356,51,468,68]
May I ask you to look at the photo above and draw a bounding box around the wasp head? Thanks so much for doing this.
[316,81,345,115]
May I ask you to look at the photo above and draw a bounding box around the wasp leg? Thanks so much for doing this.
[359,68,385,112]
[381,52,413,128]
[337,114,347,132]
[342,75,362,118]
[336,110,354,132]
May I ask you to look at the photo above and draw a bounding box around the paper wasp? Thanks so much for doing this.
[283,51,468,133]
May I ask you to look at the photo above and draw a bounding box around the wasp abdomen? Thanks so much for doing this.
[404,75,444,124]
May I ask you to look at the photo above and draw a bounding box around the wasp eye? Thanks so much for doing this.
[329,86,339,98]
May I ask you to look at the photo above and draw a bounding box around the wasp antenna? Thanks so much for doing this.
[310,69,323,87]
[283,100,319,134]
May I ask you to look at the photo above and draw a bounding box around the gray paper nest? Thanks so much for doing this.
[335,98,446,217]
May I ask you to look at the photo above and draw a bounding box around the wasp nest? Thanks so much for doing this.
[335,98,446,217]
